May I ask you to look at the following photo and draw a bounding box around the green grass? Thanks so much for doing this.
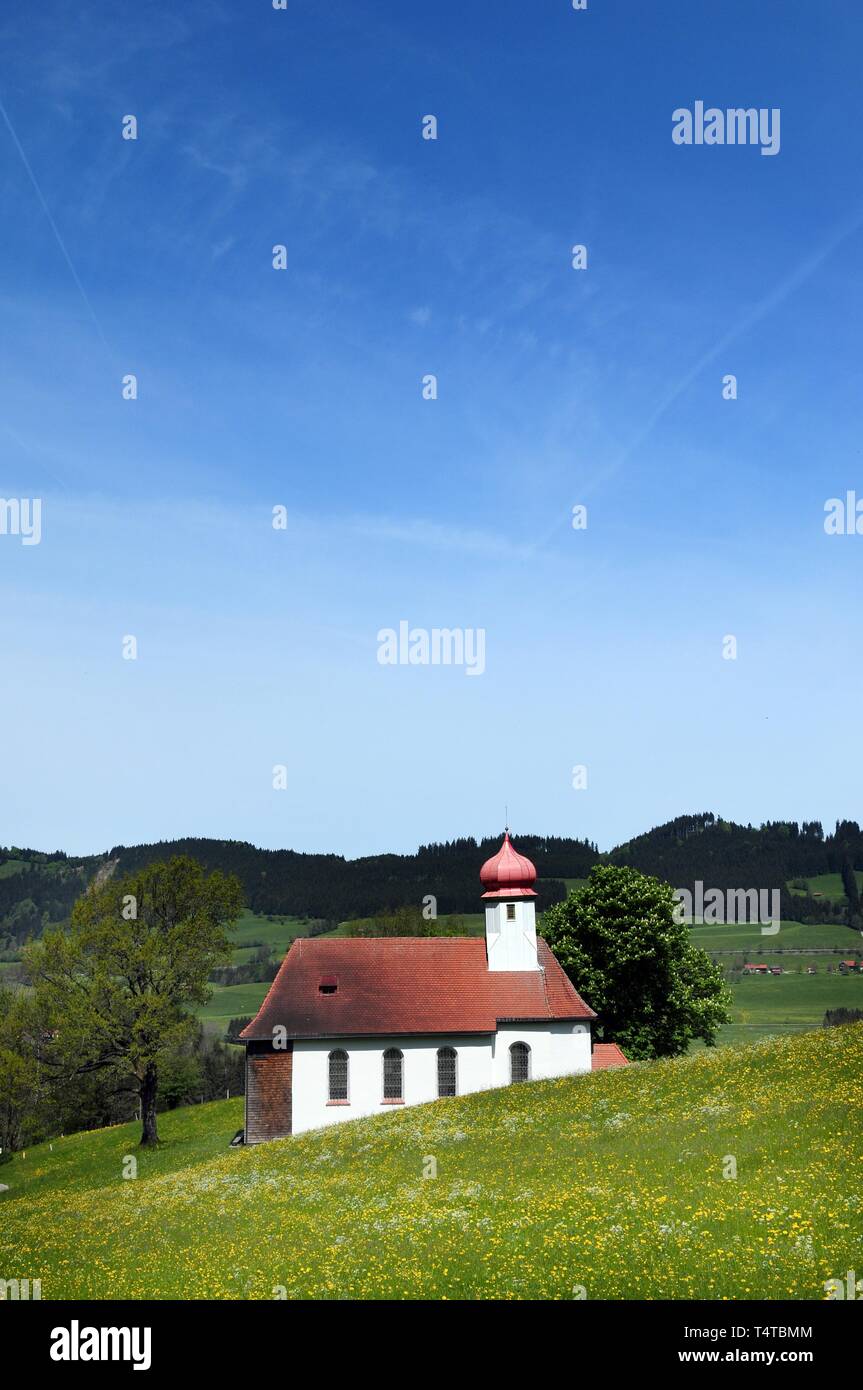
[336,912,485,938]
[718,970,863,1047]
[787,871,863,901]
[558,877,587,894]
[227,910,315,952]
[2,1025,860,1300]
[229,946,260,966]
[687,918,860,951]
[196,983,270,1033]
[0,1099,243,1204]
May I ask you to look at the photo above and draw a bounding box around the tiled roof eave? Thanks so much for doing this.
[241,1014,590,1041]
[241,1027,498,1042]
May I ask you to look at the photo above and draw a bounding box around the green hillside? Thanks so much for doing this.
[228,910,316,954]
[687,917,859,951]
[787,871,863,901]
[3,1025,861,1300]
[719,972,863,1046]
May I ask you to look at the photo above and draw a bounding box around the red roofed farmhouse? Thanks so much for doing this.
[240,832,620,1142]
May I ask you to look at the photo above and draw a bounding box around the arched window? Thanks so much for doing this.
[328,1049,349,1102]
[382,1047,403,1101]
[437,1046,457,1097]
[509,1041,530,1084]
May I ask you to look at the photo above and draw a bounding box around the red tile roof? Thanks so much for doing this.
[239,936,595,1041]
[591,1043,629,1070]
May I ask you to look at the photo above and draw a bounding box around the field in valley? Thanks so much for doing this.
[2,1024,861,1300]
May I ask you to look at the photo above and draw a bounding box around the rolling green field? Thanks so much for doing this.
[2,1025,861,1300]
[719,972,863,1047]
[228,910,316,954]
[196,982,270,1033]
[687,918,860,951]
[787,871,863,900]
[334,912,485,938]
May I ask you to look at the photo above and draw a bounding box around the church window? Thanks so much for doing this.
[437,1046,457,1097]
[328,1049,349,1101]
[510,1041,530,1083]
[383,1047,404,1101]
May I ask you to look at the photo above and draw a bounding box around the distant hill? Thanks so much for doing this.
[610,812,863,925]
[0,833,597,952]
[2,812,862,953]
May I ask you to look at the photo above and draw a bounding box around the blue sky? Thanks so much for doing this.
[1,0,862,859]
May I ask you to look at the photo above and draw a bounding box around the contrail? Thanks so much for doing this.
[530,202,863,552]
[0,93,114,361]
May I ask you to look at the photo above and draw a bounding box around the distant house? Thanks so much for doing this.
[769,966,783,976]
[838,960,861,975]
[239,833,627,1142]
[743,964,770,975]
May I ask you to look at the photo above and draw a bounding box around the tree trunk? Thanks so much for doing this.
[139,1061,159,1147]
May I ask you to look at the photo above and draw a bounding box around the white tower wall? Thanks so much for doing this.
[484,897,540,971]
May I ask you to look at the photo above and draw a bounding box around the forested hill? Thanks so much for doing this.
[106,833,599,921]
[0,833,598,949]
[2,813,862,951]
[609,812,861,883]
[609,813,863,922]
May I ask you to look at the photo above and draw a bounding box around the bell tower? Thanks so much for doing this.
[480,830,540,971]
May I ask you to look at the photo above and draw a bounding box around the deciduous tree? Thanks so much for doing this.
[25,856,242,1146]
[542,864,731,1059]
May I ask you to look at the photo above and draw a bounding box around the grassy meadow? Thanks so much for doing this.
[718,972,863,1046]
[227,909,318,958]
[788,871,863,900]
[688,917,861,952]
[2,1025,861,1300]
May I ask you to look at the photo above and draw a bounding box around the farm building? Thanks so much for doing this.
[239,832,626,1141]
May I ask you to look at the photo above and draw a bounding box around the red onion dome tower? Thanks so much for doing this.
[480,830,538,899]
[480,831,540,971]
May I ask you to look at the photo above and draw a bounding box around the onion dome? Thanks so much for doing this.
[480,831,538,898]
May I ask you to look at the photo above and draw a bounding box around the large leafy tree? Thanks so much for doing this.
[542,864,731,1059]
[24,856,242,1147]
[0,987,43,1155]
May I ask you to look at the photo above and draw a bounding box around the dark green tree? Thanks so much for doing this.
[541,864,732,1060]
[840,857,862,929]
[25,856,242,1147]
